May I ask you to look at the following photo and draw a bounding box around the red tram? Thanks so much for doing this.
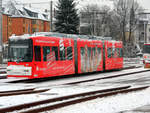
[7,33,123,79]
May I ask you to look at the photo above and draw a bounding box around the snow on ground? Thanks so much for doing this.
[0,83,35,91]
[25,67,149,89]
[0,58,148,112]
[0,69,150,111]
[0,67,147,91]
[51,87,150,113]
[0,94,50,108]
[0,83,127,108]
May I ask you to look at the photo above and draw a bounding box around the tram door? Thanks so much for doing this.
[58,39,75,76]
[105,41,114,70]
[57,39,75,76]
[33,46,43,78]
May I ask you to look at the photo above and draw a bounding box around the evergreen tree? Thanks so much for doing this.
[54,0,79,34]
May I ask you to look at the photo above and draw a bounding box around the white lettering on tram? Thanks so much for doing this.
[36,40,55,44]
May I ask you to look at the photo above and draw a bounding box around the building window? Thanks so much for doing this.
[23,19,25,24]
[32,28,36,33]
[32,20,36,24]
[23,27,25,33]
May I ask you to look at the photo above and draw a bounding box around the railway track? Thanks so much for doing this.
[4,66,146,84]
[0,88,50,97]
[0,65,141,80]
[0,67,7,79]
[64,68,150,85]
[0,85,148,113]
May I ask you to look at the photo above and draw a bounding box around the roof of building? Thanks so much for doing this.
[3,0,49,21]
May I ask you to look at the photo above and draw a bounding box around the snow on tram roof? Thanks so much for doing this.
[9,34,31,40]
[9,32,119,42]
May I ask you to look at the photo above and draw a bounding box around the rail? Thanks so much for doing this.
[0,86,148,113]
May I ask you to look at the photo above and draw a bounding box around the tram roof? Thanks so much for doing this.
[9,32,119,42]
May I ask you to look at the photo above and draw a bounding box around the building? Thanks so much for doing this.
[2,1,50,44]
[137,11,150,49]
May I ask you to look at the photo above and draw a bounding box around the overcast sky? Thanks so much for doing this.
[4,0,150,11]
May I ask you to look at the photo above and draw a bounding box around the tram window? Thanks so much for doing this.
[97,48,101,55]
[34,46,41,61]
[52,47,58,61]
[80,47,85,61]
[67,47,73,60]
[107,48,112,58]
[112,48,115,58]
[80,47,85,72]
[120,48,123,57]
[117,48,120,57]
[59,47,66,60]
[92,47,96,57]
[88,47,91,58]
[97,47,102,61]
[81,47,85,55]
[43,46,50,61]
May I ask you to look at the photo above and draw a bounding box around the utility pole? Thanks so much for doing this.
[0,0,3,63]
[144,21,147,43]
[50,1,53,32]
[94,11,97,36]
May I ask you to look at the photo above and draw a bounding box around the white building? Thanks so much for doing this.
[137,11,150,48]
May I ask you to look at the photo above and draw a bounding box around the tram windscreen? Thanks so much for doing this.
[143,44,150,54]
[8,39,33,62]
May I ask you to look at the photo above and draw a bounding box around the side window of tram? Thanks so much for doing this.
[107,48,112,58]
[67,47,73,60]
[43,46,50,61]
[113,48,119,58]
[92,47,96,57]
[59,47,66,60]
[97,48,101,55]
[116,48,120,58]
[112,48,115,57]
[52,47,58,61]
[88,47,91,59]
[120,48,123,57]
[97,48,102,59]
[34,46,41,61]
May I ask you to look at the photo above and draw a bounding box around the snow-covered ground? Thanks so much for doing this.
[51,87,150,113]
[0,68,149,113]
[0,67,148,91]
[0,58,149,113]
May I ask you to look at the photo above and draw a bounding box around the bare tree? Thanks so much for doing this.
[113,0,143,44]
[113,0,130,44]
[79,4,111,36]
[128,1,143,43]
[113,0,143,57]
